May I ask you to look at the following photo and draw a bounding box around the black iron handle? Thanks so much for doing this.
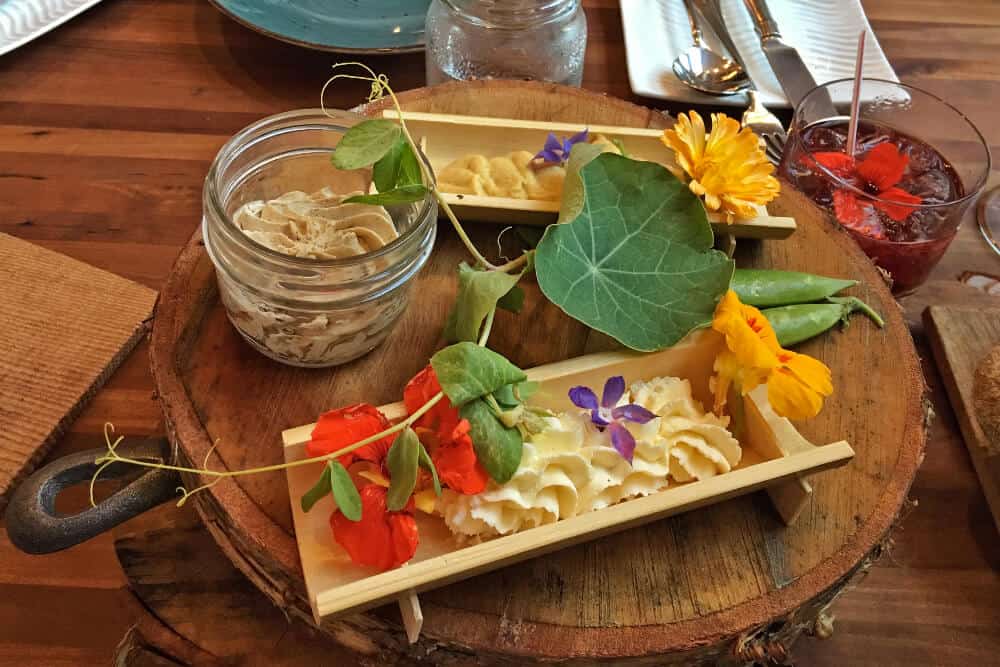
[5,437,180,554]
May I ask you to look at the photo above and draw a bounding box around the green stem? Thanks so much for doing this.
[96,392,445,480]
[433,188,497,270]
[492,252,530,274]
[827,296,885,328]
[478,307,496,347]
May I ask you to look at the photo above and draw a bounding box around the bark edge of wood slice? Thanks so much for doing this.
[149,80,927,664]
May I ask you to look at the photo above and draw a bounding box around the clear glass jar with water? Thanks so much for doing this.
[425,0,587,86]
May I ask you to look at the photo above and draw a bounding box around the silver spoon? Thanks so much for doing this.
[672,0,751,96]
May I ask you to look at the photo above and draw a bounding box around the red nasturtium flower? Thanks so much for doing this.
[811,142,922,238]
[306,404,418,571]
[306,403,394,467]
[404,366,490,495]
[330,485,418,571]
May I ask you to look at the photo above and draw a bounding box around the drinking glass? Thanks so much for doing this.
[779,78,991,295]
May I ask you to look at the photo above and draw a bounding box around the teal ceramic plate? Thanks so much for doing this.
[210,0,431,54]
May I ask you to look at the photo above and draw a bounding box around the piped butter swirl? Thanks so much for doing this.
[233,187,398,259]
[440,376,741,538]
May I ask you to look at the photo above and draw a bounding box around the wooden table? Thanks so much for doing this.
[0,0,997,664]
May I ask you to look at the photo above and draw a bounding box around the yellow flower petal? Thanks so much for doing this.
[767,367,823,420]
[710,290,833,421]
[766,351,833,420]
[779,350,834,397]
[712,290,780,371]
[661,110,780,222]
[413,488,438,514]
[357,469,390,488]
[712,349,739,414]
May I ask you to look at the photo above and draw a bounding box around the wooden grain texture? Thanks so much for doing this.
[0,232,156,510]
[924,306,1000,533]
[0,0,998,665]
[147,80,922,665]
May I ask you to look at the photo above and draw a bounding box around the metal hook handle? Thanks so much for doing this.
[5,437,180,554]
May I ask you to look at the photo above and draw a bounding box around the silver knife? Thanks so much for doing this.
[741,0,830,109]
[689,0,748,72]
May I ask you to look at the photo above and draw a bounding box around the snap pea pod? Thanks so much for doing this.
[732,269,858,307]
[764,297,885,347]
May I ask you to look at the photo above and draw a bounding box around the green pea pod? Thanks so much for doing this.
[732,269,858,307]
[764,297,885,347]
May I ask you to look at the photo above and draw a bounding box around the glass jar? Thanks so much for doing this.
[203,109,437,368]
[425,0,587,86]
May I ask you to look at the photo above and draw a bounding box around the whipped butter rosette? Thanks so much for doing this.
[439,376,741,538]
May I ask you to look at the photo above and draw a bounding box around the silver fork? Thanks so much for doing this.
[741,89,786,165]
[687,0,788,164]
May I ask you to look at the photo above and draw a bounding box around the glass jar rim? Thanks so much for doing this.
[205,107,436,269]
[437,0,579,28]
[791,77,992,210]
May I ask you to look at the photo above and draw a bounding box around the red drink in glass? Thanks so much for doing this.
[778,79,990,296]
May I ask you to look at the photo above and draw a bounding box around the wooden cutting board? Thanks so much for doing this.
[925,305,1000,533]
[149,81,926,665]
[0,233,157,510]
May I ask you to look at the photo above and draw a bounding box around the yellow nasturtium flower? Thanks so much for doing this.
[661,111,780,223]
[711,290,833,420]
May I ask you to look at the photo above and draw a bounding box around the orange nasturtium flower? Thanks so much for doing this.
[404,366,490,495]
[711,290,833,421]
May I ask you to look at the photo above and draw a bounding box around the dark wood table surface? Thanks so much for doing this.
[1,1,998,664]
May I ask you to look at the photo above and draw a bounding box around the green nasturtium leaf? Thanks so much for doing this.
[329,461,362,521]
[444,263,525,343]
[557,142,603,224]
[536,153,734,352]
[386,428,420,511]
[343,184,428,206]
[417,441,442,496]
[431,342,527,406]
[332,119,402,170]
[460,398,523,483]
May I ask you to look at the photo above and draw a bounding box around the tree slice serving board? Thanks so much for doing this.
[150,81,926,664]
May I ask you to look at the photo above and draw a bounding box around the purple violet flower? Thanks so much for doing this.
[534,129,590,166]
[568,376,655,463]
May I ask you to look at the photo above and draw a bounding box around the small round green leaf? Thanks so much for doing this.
[332,119,402,170]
